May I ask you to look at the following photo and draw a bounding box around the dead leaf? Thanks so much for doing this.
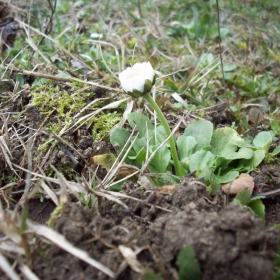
[156,185,176,194]
[222,173,254,195]
[116,166,138,180]
[90,153,116,172]
[248,107,264,125]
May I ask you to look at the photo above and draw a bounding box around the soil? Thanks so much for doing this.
[29,179,278,280]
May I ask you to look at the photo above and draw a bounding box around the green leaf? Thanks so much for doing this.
[127,112,154,137]
[253,131,272,151]
[211,127,244,158]
[128,149,147,162]
[217,170,239,184]
[240,149,266,171]
[16,73,25,87]
[189,150,215,175]
[158,173,180,185]
[143,269,164,280]
[153,125,169,146]
[225,147,254,160]
[248,199,265,220]
[271,146,280,156]
[149,146,171,173]
[177,135,197,168]
[232,189,252,206]
[109,181,124,191]
[176,246,203,280]
[199,53,214,67]
[132,136,147,154]
[184,120,213,152]
[110,128,130,152]
[163,78,178,91]
[222,62,238,72]
[272,269,280,280]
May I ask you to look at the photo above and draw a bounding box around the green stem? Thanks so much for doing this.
[143,93,185,177]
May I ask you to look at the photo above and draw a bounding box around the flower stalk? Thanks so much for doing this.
[142,92,185,177]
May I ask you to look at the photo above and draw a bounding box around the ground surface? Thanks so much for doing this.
[30,180,278,280]
[0,0,280,279]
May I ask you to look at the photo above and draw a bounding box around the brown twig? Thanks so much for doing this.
[253,189,280,199]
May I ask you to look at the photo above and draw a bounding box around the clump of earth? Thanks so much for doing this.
[30,178,278,280]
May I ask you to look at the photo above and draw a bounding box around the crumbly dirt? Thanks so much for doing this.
[30,178,279,280]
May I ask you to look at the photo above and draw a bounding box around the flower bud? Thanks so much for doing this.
[119,62,156,98]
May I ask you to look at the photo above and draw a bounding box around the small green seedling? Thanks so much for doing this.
[176,246,203,280]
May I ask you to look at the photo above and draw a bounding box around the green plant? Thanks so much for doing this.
[232,189,265,220]
[110,112,176,186]
[176,246,203,280]
[118,62,185,177]
[111,117,279,190]
[178,120,278,192]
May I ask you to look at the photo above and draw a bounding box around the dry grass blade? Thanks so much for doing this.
[110,100,133,132]
[171,92,188,109]
[105,167,140,190]
[20,265,40,280]
[18,20,96,72]
[66,97,130,134]
[12,164,88,194]
[94,190,129,210]
[87,39,120,78]
[0,253,20,280]
[0,135,18,176]
[0,242,25,255]
[73,97,112,119]
[118,245,144,274]
[101,130,140,188]
[0,205,25,252]
[99,190,172,213]
[27,221,116,279]
[21,24,49,64]
[21,70,123,92]
[40,181,59,206]
[54,166,80,203]
[181,53,224,94]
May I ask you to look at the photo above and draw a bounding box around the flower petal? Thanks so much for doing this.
[119,62,155,95]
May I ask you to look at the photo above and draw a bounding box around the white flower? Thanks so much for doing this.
[119,62,155,98]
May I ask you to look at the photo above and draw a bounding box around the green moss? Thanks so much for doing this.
[30,84,95,117]
[45,163,76,179]
[92,112,122,140]
[28,83,122,177]
[264,154,278,164]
